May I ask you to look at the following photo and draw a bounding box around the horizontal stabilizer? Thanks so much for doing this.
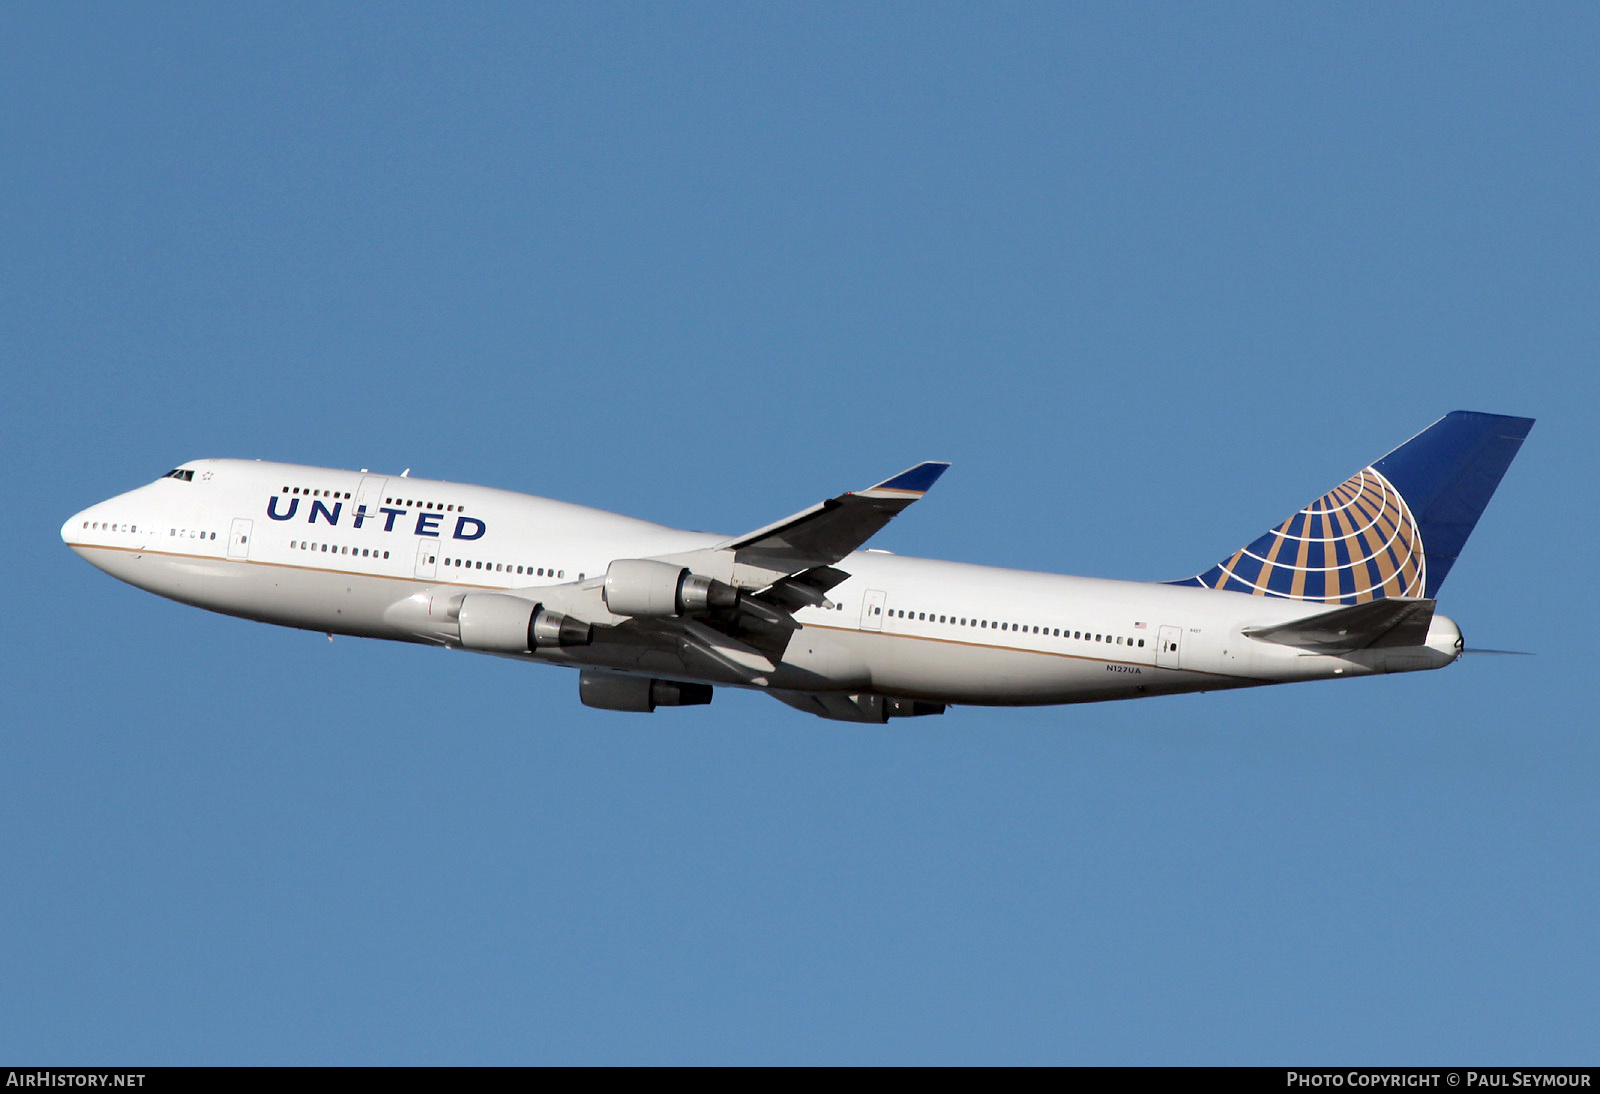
[1243,598,1435,652]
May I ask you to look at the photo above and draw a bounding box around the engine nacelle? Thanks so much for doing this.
[456,593,593,653]
[602,558,739,617]
[578,669,714,713]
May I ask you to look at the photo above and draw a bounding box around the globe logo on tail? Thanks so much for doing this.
[1202,467,1425,603]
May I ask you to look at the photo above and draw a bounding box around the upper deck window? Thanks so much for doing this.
[164,469,194,482]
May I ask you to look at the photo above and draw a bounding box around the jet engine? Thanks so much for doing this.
[601,558,739,617]
[456,592,593,653]
[578,668,713,712]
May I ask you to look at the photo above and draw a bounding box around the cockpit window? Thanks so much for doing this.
[163,469,194,481]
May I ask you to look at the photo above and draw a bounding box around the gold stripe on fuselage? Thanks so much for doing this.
[69,543,1250,682]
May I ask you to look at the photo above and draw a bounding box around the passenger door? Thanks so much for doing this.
[228,518,252,560]
[414,540,438,580]
[1156,625,1182,669]
[355,475,387,524]
[860,589,886,631]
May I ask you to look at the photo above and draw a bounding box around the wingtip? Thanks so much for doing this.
[870,461,950,495]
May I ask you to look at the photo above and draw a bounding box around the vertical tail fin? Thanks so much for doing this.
[1172,411,1534,604]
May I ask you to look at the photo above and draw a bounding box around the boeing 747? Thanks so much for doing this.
[62,411,1533,722]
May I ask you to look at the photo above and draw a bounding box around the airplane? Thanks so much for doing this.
[61,411,1533,722]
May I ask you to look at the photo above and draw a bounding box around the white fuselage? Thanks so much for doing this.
[61,459,1463,710]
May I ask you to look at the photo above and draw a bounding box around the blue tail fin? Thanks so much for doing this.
[1172,411,1534,603]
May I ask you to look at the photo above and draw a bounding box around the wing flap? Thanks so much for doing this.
[766,689,887,723]
[756,565,851,611]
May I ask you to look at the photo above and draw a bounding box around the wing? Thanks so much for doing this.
[715,461,949,575]
[536,461,949,672]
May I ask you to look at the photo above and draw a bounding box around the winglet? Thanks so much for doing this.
[859,461,950,498]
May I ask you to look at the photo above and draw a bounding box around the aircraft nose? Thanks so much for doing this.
[62,509,91,554]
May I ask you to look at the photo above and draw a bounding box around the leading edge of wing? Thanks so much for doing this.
[715,461,950,574]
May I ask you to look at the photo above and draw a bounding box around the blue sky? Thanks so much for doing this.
[4,3,1596,1064]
